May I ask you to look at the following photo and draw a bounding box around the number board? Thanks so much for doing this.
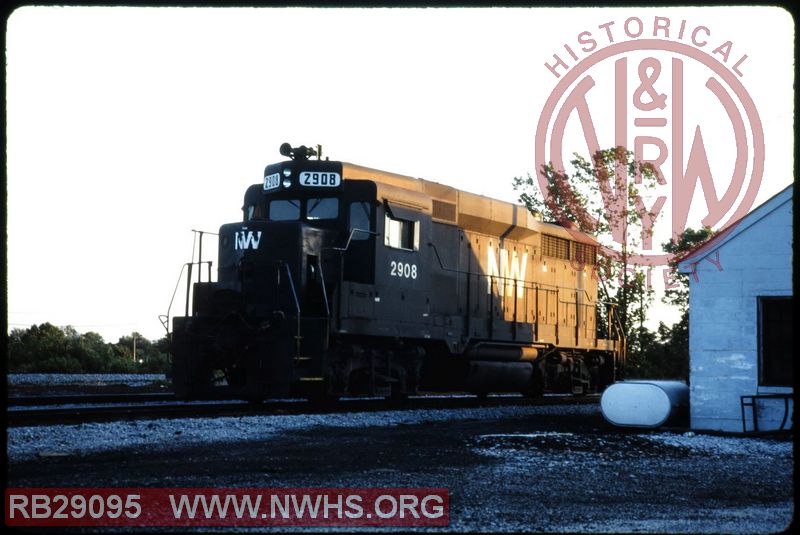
[300,171,341,187]
[263,173,281,191]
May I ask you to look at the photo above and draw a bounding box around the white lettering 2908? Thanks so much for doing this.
[300,172,341,187]
[390,261,417,279]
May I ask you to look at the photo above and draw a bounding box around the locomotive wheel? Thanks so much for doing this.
[388,385,409,402]
[521,366,545,398]
[172,365,214,399]
[305,382,341,404]
[171,339,214,400]
[224,365,247,390]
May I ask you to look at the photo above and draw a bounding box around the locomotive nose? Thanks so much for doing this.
[217,220,337,313]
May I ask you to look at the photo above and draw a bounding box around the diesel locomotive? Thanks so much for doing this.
[169,144,625,400]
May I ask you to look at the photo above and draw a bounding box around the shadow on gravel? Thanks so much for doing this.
[471,432,695,459]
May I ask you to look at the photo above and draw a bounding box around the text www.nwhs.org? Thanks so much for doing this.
[171,492,446,521]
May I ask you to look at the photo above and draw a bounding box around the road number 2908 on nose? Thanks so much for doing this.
[390,261,417,279]
[300,172,341,187]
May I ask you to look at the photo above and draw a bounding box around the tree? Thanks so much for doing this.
[662,226,713,311]
[7,323,72,372]
[612,227,712,380]
[6,324,170,373]
[648,226,714,379]
[114,333,170,373]
[513,146,661,363]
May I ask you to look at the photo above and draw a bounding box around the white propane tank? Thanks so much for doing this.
[600,380,689,428]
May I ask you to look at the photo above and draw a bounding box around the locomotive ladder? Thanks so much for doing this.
[280,259,333,384]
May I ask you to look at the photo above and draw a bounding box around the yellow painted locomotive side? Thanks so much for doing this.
[341,162,618,354]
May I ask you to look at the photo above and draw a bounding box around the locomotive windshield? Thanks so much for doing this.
[269,199,301,220]
[245,197,342,222]
[307,198,339,220]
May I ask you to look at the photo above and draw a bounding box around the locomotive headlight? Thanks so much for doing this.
[282,168,292,177]
[282,177,292,188]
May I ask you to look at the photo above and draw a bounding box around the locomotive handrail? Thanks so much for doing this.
[159,260,213,335]
[160,263,189,335]
[184,261,214,317]
[161,230,219,335]
[427,241,592,298]
[190,229,219,265]
[158,229,219,335]
[331,228,380,252]
[280,262,304,359]
[598,276,627,340]
[323,228,379,330]
[597,271,627,377]
[281,262,302,317]
[429,240,608,346]
[316,256,330,317]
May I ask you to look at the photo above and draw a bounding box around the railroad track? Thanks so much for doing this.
[8,392,178,406]
[6,393,599,427]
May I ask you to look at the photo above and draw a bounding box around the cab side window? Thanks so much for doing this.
[349,202,372,240]
[246,204,264,221]
[385,213,418,250]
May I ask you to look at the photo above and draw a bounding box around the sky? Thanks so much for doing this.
[6,6,794,343]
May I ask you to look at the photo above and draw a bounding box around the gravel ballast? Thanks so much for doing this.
[6,402,793,533]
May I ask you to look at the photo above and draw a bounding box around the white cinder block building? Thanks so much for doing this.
[677,185,793,433]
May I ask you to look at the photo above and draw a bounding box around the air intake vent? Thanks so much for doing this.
[432,200,457,222]
[542,234,570,260]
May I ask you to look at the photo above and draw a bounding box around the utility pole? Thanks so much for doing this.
[133,335,137,363]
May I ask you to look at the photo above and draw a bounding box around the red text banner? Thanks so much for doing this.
[5,488,449,527]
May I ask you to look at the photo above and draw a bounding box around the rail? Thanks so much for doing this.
[7,393,601,427]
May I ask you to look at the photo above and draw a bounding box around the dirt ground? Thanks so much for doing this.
[6,404,794,533]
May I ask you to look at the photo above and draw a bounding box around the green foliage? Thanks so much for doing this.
[515,147,661,241]
[513,146,660,343]
[513,147,712,382]
[626,313,690,380]
[662,226,713,311]
[625,227,712,380]
[6,323,170,374]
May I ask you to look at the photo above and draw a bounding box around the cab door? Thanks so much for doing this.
[342,199,376,284]
[374,202,432,335]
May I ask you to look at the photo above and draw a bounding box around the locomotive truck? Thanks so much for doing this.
[169,144,624,400]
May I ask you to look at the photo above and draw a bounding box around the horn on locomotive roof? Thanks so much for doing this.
[279,143,322,161]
